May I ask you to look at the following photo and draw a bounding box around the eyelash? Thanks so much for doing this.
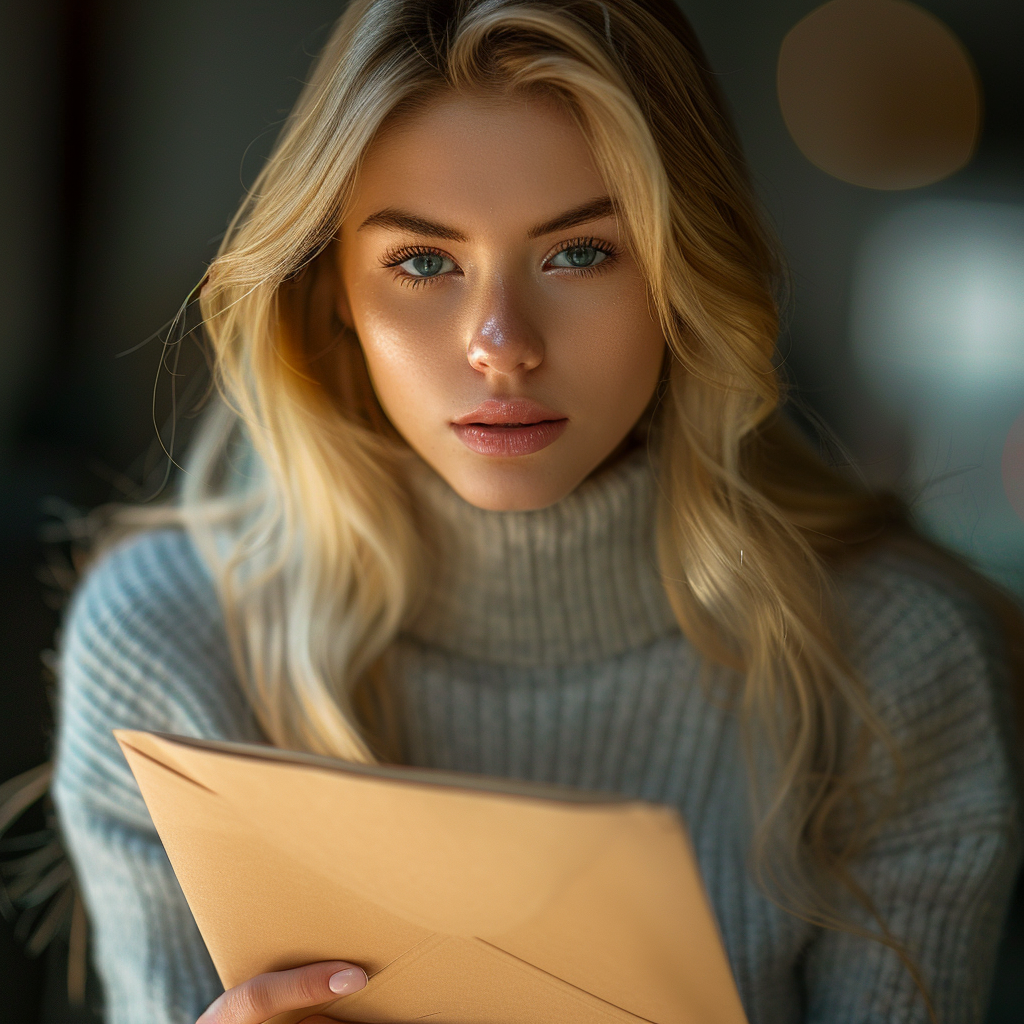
[545,236,621,276]
[380,245,454,289]
[379,237,620,288]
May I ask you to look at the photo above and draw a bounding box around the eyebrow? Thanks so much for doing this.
[357,195,616,242]
[357,209,467,241]
[526,196,615,238]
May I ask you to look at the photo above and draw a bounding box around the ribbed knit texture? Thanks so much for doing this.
[54,450,1022,1024]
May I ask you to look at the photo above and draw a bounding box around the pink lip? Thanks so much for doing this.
[451,399,568,457]
[453,399,565,426]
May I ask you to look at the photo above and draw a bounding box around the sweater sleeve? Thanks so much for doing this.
[52,530,263,1024]
[802,558,1023,1024]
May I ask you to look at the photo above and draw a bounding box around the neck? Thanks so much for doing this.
[403,448,679,667]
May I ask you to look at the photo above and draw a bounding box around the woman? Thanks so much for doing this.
[54,1,1022,1022]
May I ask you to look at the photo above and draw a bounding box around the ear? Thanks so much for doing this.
[332,238,355,330]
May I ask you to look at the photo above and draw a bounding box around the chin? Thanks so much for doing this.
[441,459,588,512]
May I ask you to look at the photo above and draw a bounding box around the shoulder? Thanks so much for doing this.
[69,527,218,638]
[837,545,1011,706]
[836,545,1022,831]
[62,529,235,705]
[55,529,260,823]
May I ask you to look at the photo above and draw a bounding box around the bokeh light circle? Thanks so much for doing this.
[778,0,982,190]
[1002,411,1024,525]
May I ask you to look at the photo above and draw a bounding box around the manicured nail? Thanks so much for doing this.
[329,967,367,995]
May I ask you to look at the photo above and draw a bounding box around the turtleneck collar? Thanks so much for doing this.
[402,447,680,667]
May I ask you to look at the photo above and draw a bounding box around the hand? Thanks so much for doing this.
[196,960,367,1024]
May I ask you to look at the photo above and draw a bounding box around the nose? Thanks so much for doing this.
[465,283,544,377]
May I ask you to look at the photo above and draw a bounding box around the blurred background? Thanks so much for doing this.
[0,0,1020,1020]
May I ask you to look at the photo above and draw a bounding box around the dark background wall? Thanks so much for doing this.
[0,1,1021,1020]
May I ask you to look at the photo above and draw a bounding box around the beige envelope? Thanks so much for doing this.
[114,730,748,1024]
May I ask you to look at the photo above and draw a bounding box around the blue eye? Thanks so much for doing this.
[399,252,457,277]
[548,244,609,269]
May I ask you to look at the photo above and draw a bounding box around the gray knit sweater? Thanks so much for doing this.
[53,450,1022,1024]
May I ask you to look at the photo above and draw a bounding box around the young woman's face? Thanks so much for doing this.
[335,91,666,510]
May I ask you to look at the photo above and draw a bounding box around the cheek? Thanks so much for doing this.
[553,271,664,410]
[357,306,428,386]
[348,270,413,352]
[344,279,463,432]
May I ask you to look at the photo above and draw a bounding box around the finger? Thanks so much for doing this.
[197,961,367,1024]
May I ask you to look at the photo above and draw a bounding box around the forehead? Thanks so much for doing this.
[348,91,608,234]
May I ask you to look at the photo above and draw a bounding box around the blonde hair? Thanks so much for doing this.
[155,0,995,1009]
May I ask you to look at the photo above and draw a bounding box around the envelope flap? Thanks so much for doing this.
[120,731,637,936]
[116,729,214,791]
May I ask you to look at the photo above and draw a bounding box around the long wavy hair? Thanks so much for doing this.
[134,0,1018,1013]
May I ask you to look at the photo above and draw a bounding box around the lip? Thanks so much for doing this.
[452,399,565,426]
[451,399,568,457]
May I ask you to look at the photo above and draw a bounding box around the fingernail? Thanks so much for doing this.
[329,966,367,995]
